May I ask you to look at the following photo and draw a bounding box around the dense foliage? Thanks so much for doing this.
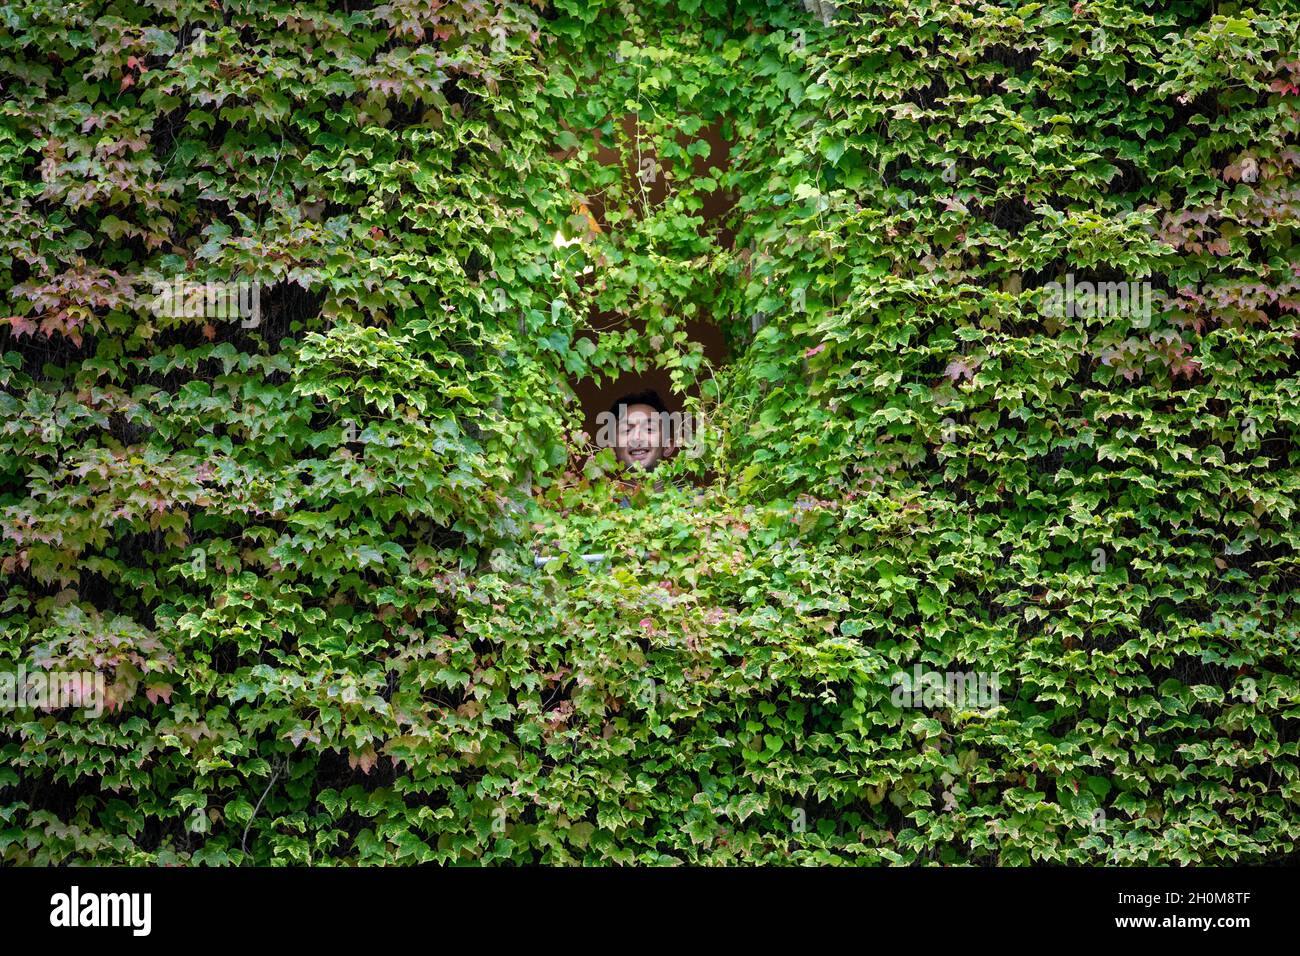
[2,0,1299,864]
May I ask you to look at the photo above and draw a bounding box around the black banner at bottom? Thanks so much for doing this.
[0,864,1286,942]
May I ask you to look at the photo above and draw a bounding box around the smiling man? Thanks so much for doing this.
[600,389,673,473]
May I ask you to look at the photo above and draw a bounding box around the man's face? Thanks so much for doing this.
[613,404,667,471]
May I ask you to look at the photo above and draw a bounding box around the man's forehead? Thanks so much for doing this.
[621,404,660,421]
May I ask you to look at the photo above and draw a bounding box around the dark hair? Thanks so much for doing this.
[607,389,669,419]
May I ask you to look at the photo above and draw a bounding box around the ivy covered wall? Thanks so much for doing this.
[2,0,1299,864]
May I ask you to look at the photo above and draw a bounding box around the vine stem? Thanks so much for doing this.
[241,761,285,861]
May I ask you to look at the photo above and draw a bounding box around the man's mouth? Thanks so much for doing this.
[627,447,654,465]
